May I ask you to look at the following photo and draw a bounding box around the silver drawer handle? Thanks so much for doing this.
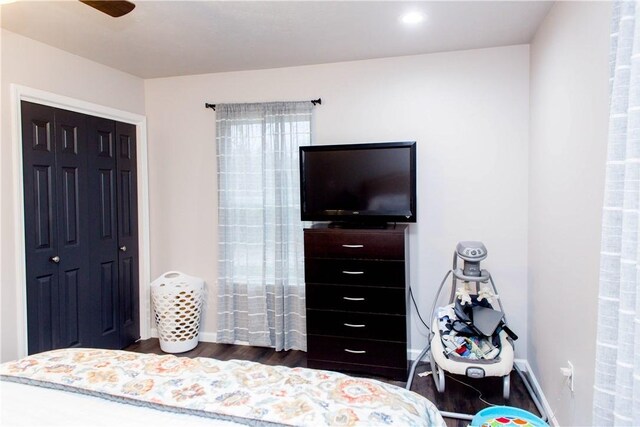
[50,256,60,263]
[344,323,366,328]
[343,297,365,301]
[342,244,364,248]
[344,349,367,354]
[342,270,364,275]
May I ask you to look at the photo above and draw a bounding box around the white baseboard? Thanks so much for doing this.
[409,347,428,361]
[198,331,217,343]
[514,359,558,426]
[149,328,218,344]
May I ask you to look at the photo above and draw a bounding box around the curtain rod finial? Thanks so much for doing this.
[311,98,321,106]
[205,103,216,111]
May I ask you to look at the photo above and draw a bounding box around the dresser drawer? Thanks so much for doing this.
[304,231,404,260]
[306,284,405,314]
[305,259,404,287]
[307,335,407,368]
[307,310,406,341]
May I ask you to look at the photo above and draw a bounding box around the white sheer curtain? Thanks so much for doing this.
[215,102,311,351]
[593,2,640,424]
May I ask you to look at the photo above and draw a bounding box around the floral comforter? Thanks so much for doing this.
[0,349,444,426]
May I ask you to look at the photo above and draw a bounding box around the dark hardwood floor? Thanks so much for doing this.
[127,338,307,368]
[126,339,542,427]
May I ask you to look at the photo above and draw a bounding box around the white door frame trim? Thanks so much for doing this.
[11,84,152,357]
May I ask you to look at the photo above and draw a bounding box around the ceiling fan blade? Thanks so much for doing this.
[80,1,135,18]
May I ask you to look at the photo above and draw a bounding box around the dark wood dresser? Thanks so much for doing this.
[304,223,409,380]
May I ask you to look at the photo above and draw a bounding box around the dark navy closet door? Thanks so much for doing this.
[115,121,139,347]
[87,116,121,349]
[22,102,60,354]
[54,108,91,350]
[22,101,91,354]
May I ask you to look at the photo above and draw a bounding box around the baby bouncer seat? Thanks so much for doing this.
[408,242,518,405]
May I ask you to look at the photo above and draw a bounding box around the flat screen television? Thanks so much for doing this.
[300,141,416,225]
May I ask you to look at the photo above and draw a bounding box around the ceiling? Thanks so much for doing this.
[1,1,553,79]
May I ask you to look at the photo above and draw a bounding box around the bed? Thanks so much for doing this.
[0,348,445,426]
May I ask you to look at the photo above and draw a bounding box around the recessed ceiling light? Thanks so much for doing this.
[401,12,425,25]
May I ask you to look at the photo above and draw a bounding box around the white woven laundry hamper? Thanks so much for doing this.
[151,271,204,353]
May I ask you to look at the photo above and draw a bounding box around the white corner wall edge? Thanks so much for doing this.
[514,359,558,427]
[408,349,556,425]
[10,84,152,358]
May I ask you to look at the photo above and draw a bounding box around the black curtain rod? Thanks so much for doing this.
[205,98,321,111]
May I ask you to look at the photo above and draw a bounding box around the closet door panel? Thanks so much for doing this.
[61,167,79,244]
[33,165,54,250]
[100,261,117,334]
[22,101,60,354]
[116,121,139,347]
[60,269,80,346]
[98,169,116,239]
[120,257,134,327]
[54,109,90,349]
[33,274,58,352]
[88,117,120,349]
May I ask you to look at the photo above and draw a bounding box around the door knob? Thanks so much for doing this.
[50,256,60,263]
[119,246,127,252]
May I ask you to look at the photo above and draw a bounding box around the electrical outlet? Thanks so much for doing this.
[560,361,574,392]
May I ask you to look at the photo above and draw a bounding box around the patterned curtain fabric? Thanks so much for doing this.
[215,102,311,351]
[593,2,640,425]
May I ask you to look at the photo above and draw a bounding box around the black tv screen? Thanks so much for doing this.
[300,141,416,224]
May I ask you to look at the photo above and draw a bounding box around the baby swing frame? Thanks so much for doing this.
[406,245,548,422]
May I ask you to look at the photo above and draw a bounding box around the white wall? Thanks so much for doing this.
[144,45,531,355]
[0,29,146,362]
[529,2,611,425]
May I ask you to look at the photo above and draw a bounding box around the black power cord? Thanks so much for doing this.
[409,286,430,332]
